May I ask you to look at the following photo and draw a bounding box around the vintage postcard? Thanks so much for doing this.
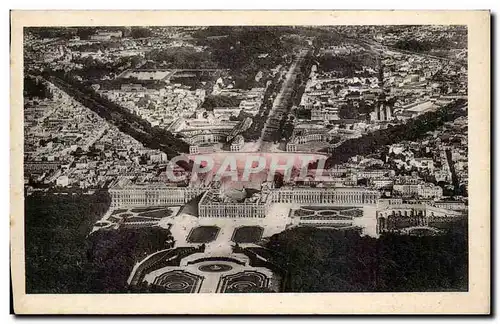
[10,10,490,314]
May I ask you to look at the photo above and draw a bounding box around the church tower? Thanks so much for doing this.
[373,57,391,122]
[379,102,386,121]
[385,104,392,121]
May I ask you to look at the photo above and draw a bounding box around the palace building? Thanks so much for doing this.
[271,186,380,205]
[109,178,381,211]
[198,187,272,218]
[108,178,205,208]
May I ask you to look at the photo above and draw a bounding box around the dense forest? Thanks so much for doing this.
[394,39,435,53]
[25,191,173,293]
[325,99,467,168]
[265,226,468,292]
[393,38,465,53]
[25,191,110,293]
[24,76,53,100]
[269,52,314,142]
[85,227,173,292]
[129,27,153,39]
[145,47,218,70]
[193,27,296,89]
[317,52,378,77]
[25,27,80,39]
[25,27,152,41]
[41,71,189,157]
[201,95,242,110]
[311,32,342,48]
[141,27,294,89]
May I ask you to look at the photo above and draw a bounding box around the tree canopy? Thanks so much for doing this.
[25,190,174,293]
[24,76,53,99]
[202,95,242,110]
[43,70,189,157]
[265,226,467,292]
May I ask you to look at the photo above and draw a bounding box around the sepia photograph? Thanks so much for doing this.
[10,10,490,314]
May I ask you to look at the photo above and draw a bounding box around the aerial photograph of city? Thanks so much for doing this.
[23,25,468,294]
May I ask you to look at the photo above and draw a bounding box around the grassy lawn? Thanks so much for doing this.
[130,207,165,213]
[187,226,220,243]
[138,209,173,219]
[340,209,364,217]
[232,226,264,244]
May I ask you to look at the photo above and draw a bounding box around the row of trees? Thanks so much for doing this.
[43,71,189,157]
[241,75,284,140]
[393,38,466,54]
[325,100,467,168]
[195,27,289,70]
